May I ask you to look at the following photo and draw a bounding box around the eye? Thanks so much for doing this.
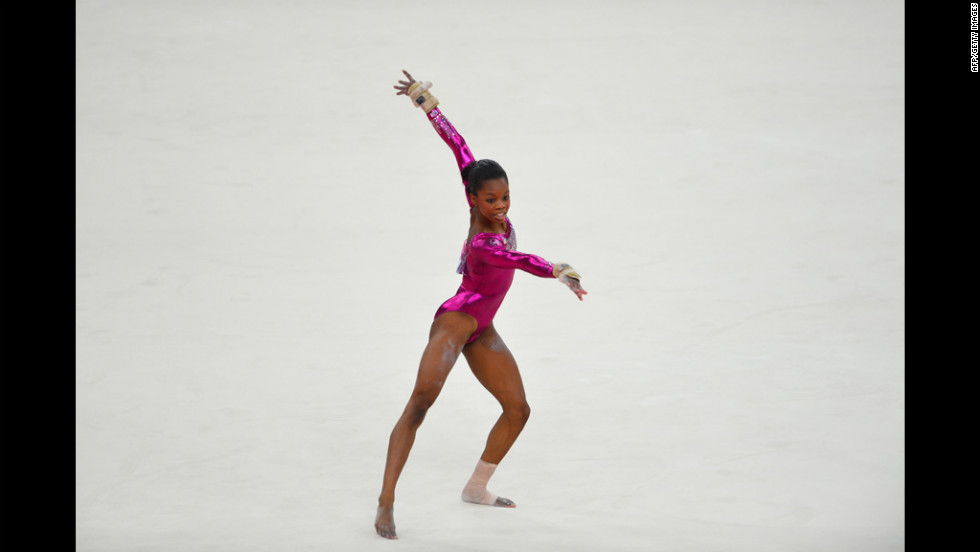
[486,198,495,203]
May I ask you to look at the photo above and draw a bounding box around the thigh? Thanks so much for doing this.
[462,323,527,408]
[412,311,479,395]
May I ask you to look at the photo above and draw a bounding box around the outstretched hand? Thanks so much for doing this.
[562,276,588,301]
[393,69,416,96]
[553,263,587,301]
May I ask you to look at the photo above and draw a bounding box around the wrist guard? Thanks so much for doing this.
[552,262,581,281]
[407,81,440,113]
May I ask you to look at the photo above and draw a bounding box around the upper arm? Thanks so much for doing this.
[470,238,555,277]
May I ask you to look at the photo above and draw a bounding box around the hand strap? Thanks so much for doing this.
[553,262,581,280]
[407,81,440,113]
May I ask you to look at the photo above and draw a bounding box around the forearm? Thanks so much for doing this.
[475,246,556,278]
[426,107,476,177]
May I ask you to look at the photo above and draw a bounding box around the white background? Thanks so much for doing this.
[76,1,904,550]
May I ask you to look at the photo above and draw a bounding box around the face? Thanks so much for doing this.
[469,177,510,226]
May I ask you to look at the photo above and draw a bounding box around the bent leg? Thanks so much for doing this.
[376,311,477,539]
[463,323,531,464]
[460,323,530,508]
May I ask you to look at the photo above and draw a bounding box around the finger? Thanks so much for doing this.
[402,69,414,81]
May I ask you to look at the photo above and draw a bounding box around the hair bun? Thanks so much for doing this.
[464,159,507,196]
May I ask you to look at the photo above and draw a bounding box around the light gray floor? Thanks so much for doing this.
[76,1,904,550]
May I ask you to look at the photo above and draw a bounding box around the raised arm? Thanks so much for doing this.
[395,70,476,206]
[426,108,476,181]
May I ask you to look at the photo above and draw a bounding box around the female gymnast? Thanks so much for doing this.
[375,70,587,540]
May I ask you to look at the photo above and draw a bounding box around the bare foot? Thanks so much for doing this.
[375,505,397,539]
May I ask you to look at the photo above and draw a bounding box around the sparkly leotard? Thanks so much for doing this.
[427,107,555,343]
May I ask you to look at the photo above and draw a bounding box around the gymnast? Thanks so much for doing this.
[375,70,587,540]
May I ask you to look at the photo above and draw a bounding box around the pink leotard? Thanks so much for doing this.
[427,107,555,343]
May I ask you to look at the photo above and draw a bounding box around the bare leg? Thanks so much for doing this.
[375,312,477,539]
[460,323,530,508]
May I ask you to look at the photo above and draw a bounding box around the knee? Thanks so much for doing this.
[505,402,531,426]
[407,394,437,425]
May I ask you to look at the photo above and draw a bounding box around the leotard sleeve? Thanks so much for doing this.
[469,235,556,278]
[427,107,477,207]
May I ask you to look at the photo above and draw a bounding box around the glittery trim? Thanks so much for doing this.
[427,107,477,207]
[457,220,516,274]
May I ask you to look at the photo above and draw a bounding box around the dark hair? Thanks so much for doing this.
[462,159,508,196]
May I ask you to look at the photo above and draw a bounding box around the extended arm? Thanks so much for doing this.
[394,70,475,206]
[426,108,476,180]
[470,238,588,300]
[469,237,555,278]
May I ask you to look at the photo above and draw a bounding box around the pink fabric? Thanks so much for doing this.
[427,107,477,207]
[426,107,555,343]
[436,228,555,344]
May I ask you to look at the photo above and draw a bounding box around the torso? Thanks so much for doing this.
[438,217,518,341]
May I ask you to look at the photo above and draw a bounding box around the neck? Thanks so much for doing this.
[470,210,508,236]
